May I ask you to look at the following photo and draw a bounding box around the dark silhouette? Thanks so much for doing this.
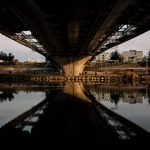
[0,51,14,62]
[0,89,15,102]
[110,93,120,105]
[109,50,122,62]
[110,90,121,105]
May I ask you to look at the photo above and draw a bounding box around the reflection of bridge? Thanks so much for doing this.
[91,96,150,141]
[0,0,150,76]
[84,82,149,102]
[87,88,150,146]
[1,97,48,132]
[0,82,149,148]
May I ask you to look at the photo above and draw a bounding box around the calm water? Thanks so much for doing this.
[0,85,46,127]
[0,82,150,134]
[86,83,150,132]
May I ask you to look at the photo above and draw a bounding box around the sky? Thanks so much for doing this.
[0,30,150,61]
[0,33,45,62]
[107,30,150,56]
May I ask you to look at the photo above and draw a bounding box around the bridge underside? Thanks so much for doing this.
[0,0,150,76]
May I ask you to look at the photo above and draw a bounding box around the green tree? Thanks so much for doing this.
[0,51,14,62]
[0,51,7,61]
[138,56,146,66]
[8,53,14,62]
[109,50,122,62]
[139,51,150,67]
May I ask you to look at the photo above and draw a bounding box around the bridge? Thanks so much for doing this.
[0,0,150,76]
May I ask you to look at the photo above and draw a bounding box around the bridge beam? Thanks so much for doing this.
[53,56,92,77]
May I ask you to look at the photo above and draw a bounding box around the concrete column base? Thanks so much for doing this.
[53,56,92,77]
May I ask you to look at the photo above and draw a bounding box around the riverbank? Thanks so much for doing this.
[0,63,149,83]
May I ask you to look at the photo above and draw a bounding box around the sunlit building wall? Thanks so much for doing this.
[122,50,143,62]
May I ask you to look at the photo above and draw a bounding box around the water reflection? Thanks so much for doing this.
[147,85,150,105]
[0,84,47,127]
[0,81,150,148]
[85,83,150,132]
[109,90,121,105]
[0,89,15,102]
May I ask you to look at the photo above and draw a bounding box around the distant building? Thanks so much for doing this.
[94,52,109,61]
[122,50,143,62]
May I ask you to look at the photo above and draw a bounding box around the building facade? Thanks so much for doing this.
[122,50,143,62]
[94,52,109,61]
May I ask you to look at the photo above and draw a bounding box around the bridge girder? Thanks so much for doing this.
[0,0,150,75]
[0,0,150,57]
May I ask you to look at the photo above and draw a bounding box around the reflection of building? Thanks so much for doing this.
[122,50,143,62]
[122,94,143,103]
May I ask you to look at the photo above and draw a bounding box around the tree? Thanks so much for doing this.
[139,50,150,67]
[8,53,14,62]
[0,51,7,61]
[138,57,146,66]
[0,51,14,62]
[147,50,150,66]
[109,50,122,62]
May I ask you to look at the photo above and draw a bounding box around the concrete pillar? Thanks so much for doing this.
[53,56,92,77]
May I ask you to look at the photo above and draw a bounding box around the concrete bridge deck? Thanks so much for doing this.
[0,0,150,76]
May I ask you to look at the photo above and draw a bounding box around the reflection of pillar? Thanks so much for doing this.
[63,82,91,102]
[53,56,91,77]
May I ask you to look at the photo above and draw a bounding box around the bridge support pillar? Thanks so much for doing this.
[53,56,92,77]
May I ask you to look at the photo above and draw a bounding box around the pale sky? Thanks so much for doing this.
[0,30,150,61]
[0,33,45,62]
[107,30,150,56]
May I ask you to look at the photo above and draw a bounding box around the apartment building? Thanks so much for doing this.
[122,50,143,62]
